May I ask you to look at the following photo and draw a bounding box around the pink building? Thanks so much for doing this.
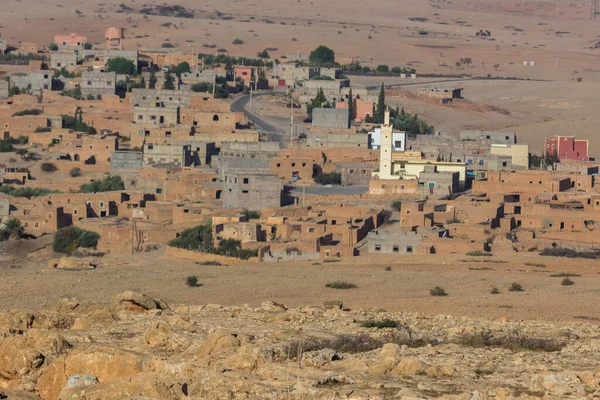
[54,33,87,48]
[545,136,589,161]
[234,67,254,86]
[336,98,374,121]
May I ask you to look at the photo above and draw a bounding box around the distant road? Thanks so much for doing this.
[366,78,475,90]
[287,185,369,197]
[231,93,288,147]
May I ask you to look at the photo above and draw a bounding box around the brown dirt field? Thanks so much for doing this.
[1,238,599,324]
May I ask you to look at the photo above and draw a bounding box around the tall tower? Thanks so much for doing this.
[593,0,599,20]
[379,110,394,180]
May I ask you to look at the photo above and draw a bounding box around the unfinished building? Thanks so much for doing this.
[222,158,281,210]
[81,71,116,98]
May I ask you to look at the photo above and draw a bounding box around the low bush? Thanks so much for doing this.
[508,282,524,292]
[40,162,57,172]
[391,200,401,211]
[490,286,501,294]
[69,167,82,177]
[314,172,341,185]
[325,281,358,289]
[466,251,492,257]
[0,186,58,198]
[196,260,223,266]
[186,275,200,287]
[385,266,392,271]
[561,278,575,286]
[359,319,398,329]
[79,175,125,193]
[430,286,448,296]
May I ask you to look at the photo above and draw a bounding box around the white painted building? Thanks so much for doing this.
[369,128,406,151]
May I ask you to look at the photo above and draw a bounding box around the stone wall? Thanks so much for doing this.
[165,246,261,264]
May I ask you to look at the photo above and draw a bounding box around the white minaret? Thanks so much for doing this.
[379,110,394,180]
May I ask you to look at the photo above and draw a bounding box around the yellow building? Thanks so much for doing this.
[490,143,529,169]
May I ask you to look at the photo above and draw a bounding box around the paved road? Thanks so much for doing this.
[365,77,474,91]
[231,93,289,147]
[286,185,369,197]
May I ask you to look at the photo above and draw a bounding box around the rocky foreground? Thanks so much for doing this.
[0,292,599,399]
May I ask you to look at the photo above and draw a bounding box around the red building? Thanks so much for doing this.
[335,98,374,121]
[545,136,589,161]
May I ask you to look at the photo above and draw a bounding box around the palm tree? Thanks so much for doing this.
[1,218,24,240]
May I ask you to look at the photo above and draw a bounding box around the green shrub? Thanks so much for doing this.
[107,57,137,75]
[550,272,580,277]
[391,200,401,211]
[40,162,57,172]
[53,226,100,254]
[12,109,42,117]
[0,218,24,240]
[232,39,244,45]
[466,251,492,257]
[360,319,398,329]
[314,172,341,185]
[430,286,448,296]
[457,330,564,352]
[35,127,52,133]
[508,282,524,292]
[196,260,222,266]
[0,186,58,198]
[190,82,212,93]
[325,281,357,289]
[540,247,600,259]
[241,209,260,219]
[385,266,392,271]
[0,140,14,152]
[79,175,125,193]
[490,286,501,294]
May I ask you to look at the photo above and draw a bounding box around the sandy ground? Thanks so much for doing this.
[1,238,599,324]
[1,0,599,82]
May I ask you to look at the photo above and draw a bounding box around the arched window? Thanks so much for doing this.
[213,114,219,121]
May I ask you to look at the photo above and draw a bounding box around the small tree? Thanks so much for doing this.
[347,87,355,121]
[148,71,157,89]
[107,57,137,75]
[49,43,59,51]
[309,45,335,66]
[15,148,28,158]
[376,64,389,73]
[232,39,244,45]
[1,218,24,240]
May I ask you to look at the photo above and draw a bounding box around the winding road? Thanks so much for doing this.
[231,93,290,147]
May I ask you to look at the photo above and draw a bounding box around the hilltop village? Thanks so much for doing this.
[0,27,598,268]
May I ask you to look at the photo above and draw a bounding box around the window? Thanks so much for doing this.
[393,245,399,252]
[138,115,143,120]
[479,160,484,165]
[242,190,249,194]
[406,246,413,253]
[87,81,92,85]
[213,115,219,121]
[502,162,507,167]
[243,178,249,184]
[467,159,472,165]
[34,223,39,228]
[99,202,105,208]
[302,163,306,167]
[276,163,280,167]
[147,145,153,150]
[374,245,381,251]
[291,163,295,167]
[505,136,509,140]
[156,188,162,194]
[150,115,156,120]
[107,81,112,86]
[165,131,171,137]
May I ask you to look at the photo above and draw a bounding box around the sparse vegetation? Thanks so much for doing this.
[325,281,358,289]
[391,200,401,211]
[457,330,564,352]
[0,218,24,240]
[232,39,244,45]
[107,57,137,75]
[466,251,492,257]
[540,247,600,259]
[385,266,392,272]
[490,287,501,294]
[430,286,448,296]
[12,109,42,117]
[196,260,223,266]
[241,209,260,219]
[0,186,58,198]
[550,272,580,278]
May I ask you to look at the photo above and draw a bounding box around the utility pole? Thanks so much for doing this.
[290,89,294,147]
[249,78,253,111]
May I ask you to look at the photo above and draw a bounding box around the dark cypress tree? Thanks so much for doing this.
[148,71,158,89]
[348,87,354,121]
[376,82,385,123]
[163,71,176,90]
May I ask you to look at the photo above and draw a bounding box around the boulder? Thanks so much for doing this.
[197,333,241,360]
[36,347,146,400]
[260,301,287,312]
[390,357,429,377]
[302,348,338,368]
[144,322,170,347]
[56,298,80,314]
[0,330,70,380]
[66,374,98,389]
[370,343,401,375]
[108,291,160,314]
